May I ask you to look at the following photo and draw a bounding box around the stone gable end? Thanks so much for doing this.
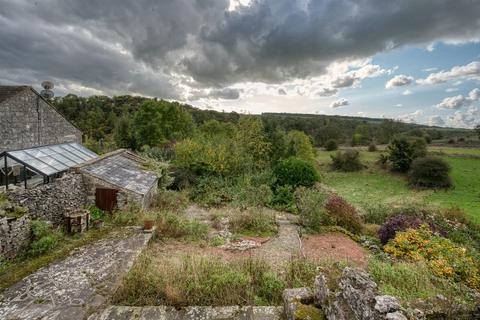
[0,88,81,152]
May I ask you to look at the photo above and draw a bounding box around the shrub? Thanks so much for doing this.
[384,226,480,290]
[88,206,106,221]
[28,220,62,257]
[378,214,423,245]
[447,138,455,144]
[229,208,277,237]
[273,157,320,188]
[368,143,377,152]
[169,167,198,190]
[324,139,338,151]
[295,187,331,232]
[286,130,317,162]
[155,190,189,213]
[111,210,139,226]
[30,220,52,239]
[191,175,234,207]
[387,137,427,172]
[324,196,363,234]
[229,172,274,209]
[154,211,209,242]
[330,150,363,172]
[408,156,451,189]
[29,235,59,256]
[270,185,296,212]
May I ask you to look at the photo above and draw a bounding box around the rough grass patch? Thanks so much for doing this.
[154,211,209,242]
[368,258,478,308]
[113,253,287,307]
[229,208,277,237]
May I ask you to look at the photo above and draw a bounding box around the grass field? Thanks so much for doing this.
[318,147,480,224]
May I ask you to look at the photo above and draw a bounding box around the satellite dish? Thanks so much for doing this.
[41,89,54,99]
[41,81,54,90]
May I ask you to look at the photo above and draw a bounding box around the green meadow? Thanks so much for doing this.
[318,147,480,224]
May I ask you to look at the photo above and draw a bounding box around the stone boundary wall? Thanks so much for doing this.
[7,173,87,227]
[0,215,30,258]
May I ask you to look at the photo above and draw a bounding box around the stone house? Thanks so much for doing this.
[72,149,159,211]
[0,86,82,153]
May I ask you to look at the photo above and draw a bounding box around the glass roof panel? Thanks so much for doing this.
[6,142,98,176]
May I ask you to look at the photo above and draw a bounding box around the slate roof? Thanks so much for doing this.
[79,151,158,195]
[0,86,30,103]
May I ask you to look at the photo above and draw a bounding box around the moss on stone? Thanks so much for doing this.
[294,303,325,320]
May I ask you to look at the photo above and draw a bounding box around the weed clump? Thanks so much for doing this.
[154,211,209,242]
[229,208,277,237]
[28,220,63,257]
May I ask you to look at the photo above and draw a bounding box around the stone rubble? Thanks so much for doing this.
[313,267,409,320]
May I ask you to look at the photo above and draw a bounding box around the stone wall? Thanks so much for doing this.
[6,173,87,227]
[0,215,30,258]
[0,88,81,152]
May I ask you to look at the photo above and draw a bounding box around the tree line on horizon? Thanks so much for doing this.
[52,94,472,154]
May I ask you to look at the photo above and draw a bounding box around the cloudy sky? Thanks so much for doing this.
[1,0,480,128]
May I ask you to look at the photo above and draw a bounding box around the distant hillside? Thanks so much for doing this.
[52,94,472,149]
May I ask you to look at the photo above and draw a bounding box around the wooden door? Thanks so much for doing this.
[95,188,118,212]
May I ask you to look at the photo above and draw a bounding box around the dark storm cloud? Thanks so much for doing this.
[0,0,480,98]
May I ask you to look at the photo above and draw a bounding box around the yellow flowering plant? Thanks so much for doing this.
[384,225,480,290]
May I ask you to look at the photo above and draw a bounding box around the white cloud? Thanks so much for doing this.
[396,109,423,124]
[395,103,403,107]
[446,87,459,92]
[436,88,480,109]
[447,106,480,128]
[417,61,480,85]
[385,74,414,89]
[422,67,438,72]
[468,88,480,100]
[403,89,413,95]
[316,87,338,97]
[330,98,349,108]
[428,115,445,126]
[436,95,467,109]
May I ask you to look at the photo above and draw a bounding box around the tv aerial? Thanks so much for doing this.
[40,81,54,99]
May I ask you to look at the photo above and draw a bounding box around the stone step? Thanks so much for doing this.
[88,305,284,320]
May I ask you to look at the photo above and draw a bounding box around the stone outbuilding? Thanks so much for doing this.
[72,149,158,211]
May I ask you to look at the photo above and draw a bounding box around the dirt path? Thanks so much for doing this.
[252,211,302,271]
[0,228,152,320]
[302,233,368,267]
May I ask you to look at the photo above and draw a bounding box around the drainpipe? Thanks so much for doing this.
[36,95,41,145]
[4,155,8,190]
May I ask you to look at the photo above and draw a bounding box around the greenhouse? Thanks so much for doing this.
[0,142,97,190]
